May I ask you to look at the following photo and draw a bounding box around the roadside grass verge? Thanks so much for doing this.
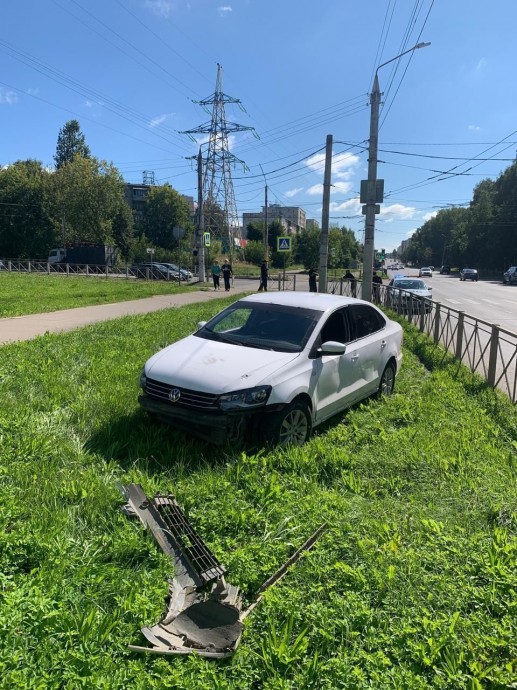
[0,302,516,689]
[0,273,194,318]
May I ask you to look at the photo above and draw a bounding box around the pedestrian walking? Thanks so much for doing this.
[211,260,221,290]
[308,267,318,292]
[258,260,269,292]
[221,259,233,292]
[343,270,357,298]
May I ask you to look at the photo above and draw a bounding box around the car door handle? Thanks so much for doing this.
[380,340,387,349]
[350,354,359,362]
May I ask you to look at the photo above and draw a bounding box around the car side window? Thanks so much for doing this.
[320,308,351,344]
[348,305,386,340]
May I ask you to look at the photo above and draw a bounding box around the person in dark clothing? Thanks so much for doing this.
[221,259,233,291]
[258,261,269,291]
[343,270,357,298]
[372,272,383,302]
[308,267,318,292]
[211,260,221,290]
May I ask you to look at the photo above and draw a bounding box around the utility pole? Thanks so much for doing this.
[264,183,268,261]
[362,41,430,302]
[319,134,333,293]
[362,74,381,303]
[197,148,206,282]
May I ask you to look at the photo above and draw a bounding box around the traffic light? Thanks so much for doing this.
[381,248,385,260]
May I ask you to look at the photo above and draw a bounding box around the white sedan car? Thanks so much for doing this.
[138,292,403,447]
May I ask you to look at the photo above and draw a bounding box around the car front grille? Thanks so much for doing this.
[145,377,220,410]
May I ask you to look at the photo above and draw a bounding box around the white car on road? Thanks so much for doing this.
[139,292,403,447]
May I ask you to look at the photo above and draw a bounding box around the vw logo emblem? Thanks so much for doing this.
[169,388,181,403]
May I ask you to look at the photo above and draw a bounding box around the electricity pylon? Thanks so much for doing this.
[181,63,255,259]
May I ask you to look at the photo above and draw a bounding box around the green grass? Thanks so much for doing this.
[0,273,195,318]
[0,302,516,689]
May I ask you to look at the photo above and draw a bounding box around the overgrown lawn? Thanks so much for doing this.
[0,273,194,318]
[0,302,516,689]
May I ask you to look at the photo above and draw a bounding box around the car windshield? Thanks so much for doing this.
[393,279,427,290]
[196,301,322,352]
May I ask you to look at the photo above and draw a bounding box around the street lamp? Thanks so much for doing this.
[362,41,431,302]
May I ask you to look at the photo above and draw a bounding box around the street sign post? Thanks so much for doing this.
[203,232,211,247]
[277,237,291,252]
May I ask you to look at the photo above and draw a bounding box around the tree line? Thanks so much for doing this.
[403,161,517,271]
[0,119,360,269]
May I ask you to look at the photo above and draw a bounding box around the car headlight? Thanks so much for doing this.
[139,369,147,389]
[219,385,272,411]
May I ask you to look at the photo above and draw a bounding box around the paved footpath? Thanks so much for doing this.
[0,279,260,345]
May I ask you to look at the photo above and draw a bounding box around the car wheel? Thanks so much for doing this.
[378,362,396,397]
[262,400,312,447]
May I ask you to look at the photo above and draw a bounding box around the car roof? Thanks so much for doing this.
[238,291,363,311]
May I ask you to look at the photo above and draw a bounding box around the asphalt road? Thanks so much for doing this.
[389,270,517,333]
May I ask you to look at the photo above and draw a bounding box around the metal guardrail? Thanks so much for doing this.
[374,284,517,403]
[0,260,193,282]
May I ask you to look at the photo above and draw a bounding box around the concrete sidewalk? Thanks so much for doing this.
[0,279,259,345]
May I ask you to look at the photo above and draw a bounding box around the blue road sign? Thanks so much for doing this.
[277,236,291,252]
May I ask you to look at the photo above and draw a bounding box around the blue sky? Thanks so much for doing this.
[2,0,517,251]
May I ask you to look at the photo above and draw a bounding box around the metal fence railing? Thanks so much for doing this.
[374,284,517,403]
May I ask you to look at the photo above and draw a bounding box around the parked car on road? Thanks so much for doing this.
[131,262,179,281]
[439,265,450,274]
[503,266,517,285]
[159,262,193,281]
[459,268,479,281]
[138,292,403,447]
[419,267,433,278]
[388,277,432,313]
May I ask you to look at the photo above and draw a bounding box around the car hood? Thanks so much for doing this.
[144,334,301,392]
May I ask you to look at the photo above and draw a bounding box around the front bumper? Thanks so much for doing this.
[138,393,284,445]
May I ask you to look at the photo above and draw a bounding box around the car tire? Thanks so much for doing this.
[378,362,396,397]
[262,400,312,447]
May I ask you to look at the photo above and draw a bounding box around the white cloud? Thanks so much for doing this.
[468,124,481,132]
[144,0,174,18]
[379,204,416,222]
[306,184,323,196]
[85,100,94,108]
[285,187,303,198]
[406,228,417,237]
[476,57,487,71]
[0,88,18,105]
[329,197,362,214]
[422,211,438,222]
[305,151,360,179]
[27,87,39,96]
[218,5,232,15]
[149,113,171,128]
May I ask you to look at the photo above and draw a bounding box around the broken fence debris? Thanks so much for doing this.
[119,483,327,658]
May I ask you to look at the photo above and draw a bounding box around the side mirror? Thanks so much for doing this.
[318,341,347,356]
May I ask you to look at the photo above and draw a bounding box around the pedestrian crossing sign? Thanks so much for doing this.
[277,236,291,252]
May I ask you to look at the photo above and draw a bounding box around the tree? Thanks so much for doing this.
[54,120,91,170]
[49,156,129,247]
[143,184,192,250]
[0,160,54,258]
[296,227,320,269]
[246,222,264,242]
